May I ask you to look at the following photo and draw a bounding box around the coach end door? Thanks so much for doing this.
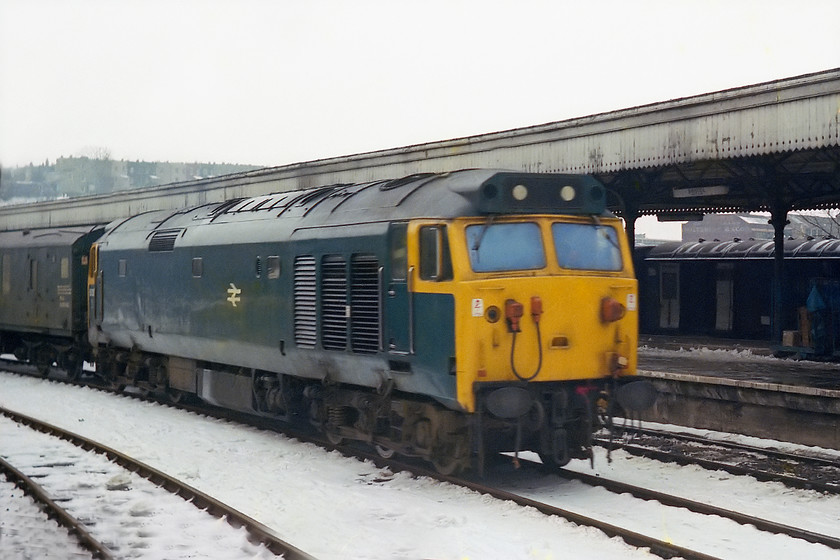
[659,263,680,329]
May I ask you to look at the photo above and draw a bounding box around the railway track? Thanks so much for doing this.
[333,444,840,559]
[0,405,316,560]
[552,461,840,551]
[0,454,109,559]
[0,367,725,559]
[597,424,840,494]
[4,364,839,559]
[170,394,840,557]
[334,447,725,560]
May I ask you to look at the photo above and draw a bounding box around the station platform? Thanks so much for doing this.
[638,334,840,391]
[634,335,840,450]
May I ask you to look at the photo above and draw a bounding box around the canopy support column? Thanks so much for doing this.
[769,204,790,344]
[624,207,638,255]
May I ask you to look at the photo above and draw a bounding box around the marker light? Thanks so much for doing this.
[512,184,529,201]
[560,185,576,201]
[600,296,626,323]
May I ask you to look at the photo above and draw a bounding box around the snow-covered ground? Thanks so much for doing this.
[0,477,91,560]
[2,370,839,559]
[0,414,278,559]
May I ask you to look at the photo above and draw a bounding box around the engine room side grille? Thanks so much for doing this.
[321,255,348,350]
[351,254,381,354]
[148,229,182,252]
[293,255,317,348]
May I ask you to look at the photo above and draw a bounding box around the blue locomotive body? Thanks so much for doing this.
[4,170,647,474]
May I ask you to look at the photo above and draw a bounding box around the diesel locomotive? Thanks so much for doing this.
[2,170,652,474]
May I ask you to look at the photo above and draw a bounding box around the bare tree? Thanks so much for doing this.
[76,146,115,193]
[794,210,840,238]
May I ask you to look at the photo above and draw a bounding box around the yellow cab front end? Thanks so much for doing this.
[435,210,647,467]
[451,214,638,409]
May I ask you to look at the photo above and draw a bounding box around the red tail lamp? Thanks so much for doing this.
[600,296,626,323]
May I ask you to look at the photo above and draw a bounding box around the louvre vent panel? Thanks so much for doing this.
[148,230,182,252]
[351,254,381,353]
[321,256,348,350]
[293,256,317,348]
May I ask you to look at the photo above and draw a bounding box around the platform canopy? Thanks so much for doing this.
[1,69,838,234]
[588,69,840,224]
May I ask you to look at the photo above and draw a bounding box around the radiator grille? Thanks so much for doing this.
[351,255,380,353]
[293,255,317,348]
[321,255,348,350]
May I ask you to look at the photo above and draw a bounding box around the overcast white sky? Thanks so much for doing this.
[1,0,839,236]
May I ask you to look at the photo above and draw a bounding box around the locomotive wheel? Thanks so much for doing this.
[374,444,395,459]
[67,361,84,381]
[431,452,462,476]
[431,438,468,476]
[36,362,50,377]
[13,345,28,362]
[33,346,55,377]
[537,452,570,469]
[325,431,344,445]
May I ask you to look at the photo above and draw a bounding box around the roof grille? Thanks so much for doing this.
[148,229,182,252]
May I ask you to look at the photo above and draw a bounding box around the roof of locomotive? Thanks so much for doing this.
[96,170,609,250]
[0,225,103,250]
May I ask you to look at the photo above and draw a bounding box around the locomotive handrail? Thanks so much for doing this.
[408,265,416,355]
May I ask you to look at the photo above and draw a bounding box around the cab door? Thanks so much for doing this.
[715,263,734,331]
[385,223,411,354]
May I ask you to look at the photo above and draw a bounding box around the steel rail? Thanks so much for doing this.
[142,399,726,560]
[609,425,840,469]
[596,432,840,494]
[0,406,317,560]
[350,451,724,560]
[0,455,114,559]
[556,465,840,550]
[3,364,834,558]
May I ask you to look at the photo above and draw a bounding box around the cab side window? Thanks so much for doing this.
[419,225,452,281]
[390,223,407,282]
